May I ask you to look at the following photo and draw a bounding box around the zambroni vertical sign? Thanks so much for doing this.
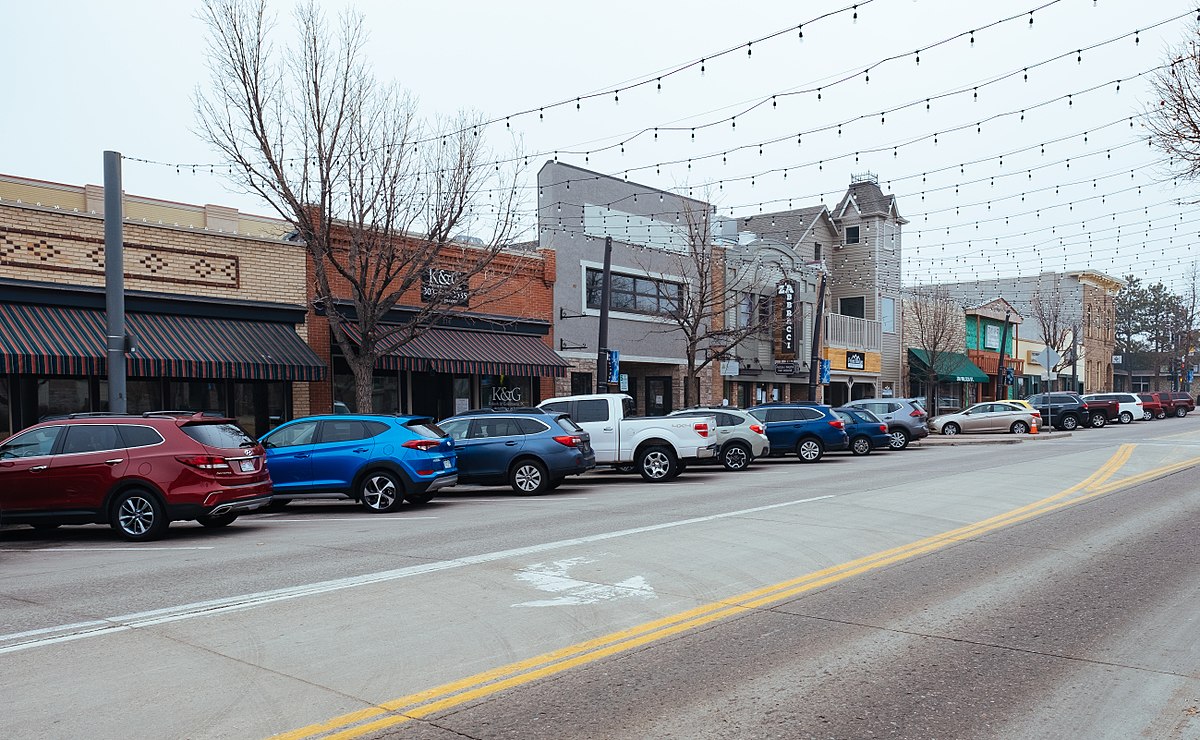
[777,281,797,356]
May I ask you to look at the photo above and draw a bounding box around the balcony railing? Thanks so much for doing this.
[825,313,882,352]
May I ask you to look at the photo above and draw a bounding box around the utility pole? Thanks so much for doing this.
[995,309,1011,401]
[1070,322,1079,394]
[103,151,127,413]
[596,235,613,393]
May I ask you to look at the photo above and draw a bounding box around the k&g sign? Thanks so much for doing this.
[422,268,470,306]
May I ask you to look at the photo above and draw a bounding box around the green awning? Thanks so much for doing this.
[908,348,988,383]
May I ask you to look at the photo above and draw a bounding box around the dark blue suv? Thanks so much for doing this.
[260,415,457,513]
[437,408,596,495]
[747,403,848,463]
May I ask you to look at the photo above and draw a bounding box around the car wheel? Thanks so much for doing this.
[360,470,402,513]
[720,443,752,471]
[111,489,168,542]
[510,459,550,495]
[1175,407,1187,418]
[1090,413,1107,428]
[1010,420,1029,435]
[795,438,824,463]
[1143,410,1153,421]
[850,436,872,456]
[1155,409,1167,420]
[942,423,960,436]
[613,464,637,474]
[638,445,678,482]
[1060,414,1079,431]
[197,512,239,528]
[888,429,910,450]
[1118,411,1133,424]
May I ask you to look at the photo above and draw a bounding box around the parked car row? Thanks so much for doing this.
[2,389,1194,542]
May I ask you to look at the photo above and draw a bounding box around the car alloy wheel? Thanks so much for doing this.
[721,443,751,471]
[888,429,909,450]
[511,460,549,495]
[1091,414,1106,428]
[850,436,872,456]
[1143,411,1153,421]
[1177,407,1188,417]
[360,471,401,513]
[1156,409,1168,420]
[1011,420,1029,434]
[796,438,823,463]
[942,423,960,436]
[639,445,677,481]
[111,489,168,542]
[1119,411,1133,424]
[1061,415,1078,431]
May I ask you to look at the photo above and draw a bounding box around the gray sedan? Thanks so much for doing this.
[931,402,1040,436]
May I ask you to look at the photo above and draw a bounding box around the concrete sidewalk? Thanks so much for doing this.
[918,431,1074,446]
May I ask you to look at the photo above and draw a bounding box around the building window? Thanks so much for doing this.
[571,372,593,395]
[738,292,773,329]
[844,226,860,244]
[586,268,682,317]
[840,296,865,319]
[881,297,896,333]
[813,242,822,261]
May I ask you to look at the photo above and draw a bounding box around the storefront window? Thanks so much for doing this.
[481,375,533,409]
[333,359,401,415]
[98,379,163,414]
[37,378,90,419]
[373,372,401,415]
[233,382,287,438]
[0,377,11,438]
[452,377,472,415]
[168,380,226,415]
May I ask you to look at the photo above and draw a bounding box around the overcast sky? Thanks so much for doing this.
[4,0,1197,296]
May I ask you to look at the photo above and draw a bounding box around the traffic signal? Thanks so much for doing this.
[1004,367,1015,385]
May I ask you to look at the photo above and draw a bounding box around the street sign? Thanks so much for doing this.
[1033,347,1062,372]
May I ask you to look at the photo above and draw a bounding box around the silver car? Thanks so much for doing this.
[668,407,770,471]
[845,398,930,450]
[932,402,1040,436]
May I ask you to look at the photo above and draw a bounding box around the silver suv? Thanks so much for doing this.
[844,398,929,450]
[668,407,770,471]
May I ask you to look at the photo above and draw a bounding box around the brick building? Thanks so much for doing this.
[0,173,324,437]
[303,228,567,420]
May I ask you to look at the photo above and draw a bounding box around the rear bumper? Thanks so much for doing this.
[689,443,719,460]
[412,473,458,494]
[206,494,273,517]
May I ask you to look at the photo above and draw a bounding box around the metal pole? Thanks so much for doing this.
[995,310,1011,401]
[596,235,613,393]
[1070,323,1079,394]
[807,271,826,401]
[103,151,127,413]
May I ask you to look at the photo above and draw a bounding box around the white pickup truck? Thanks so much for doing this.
[538,393,718,482]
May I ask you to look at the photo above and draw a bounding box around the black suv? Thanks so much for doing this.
[1025,393,1090,431]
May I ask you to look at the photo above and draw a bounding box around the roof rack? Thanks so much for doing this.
[445,407,549,417]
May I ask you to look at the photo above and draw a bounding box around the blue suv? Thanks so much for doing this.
[747,403,849,463]
[437,408,596,495]
[260,415,457,513]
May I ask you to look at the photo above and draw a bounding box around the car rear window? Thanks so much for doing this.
[516,417,550,435]
[554,416,584,434]
[405,418,448,439]
[118,425,165,448]
[182,422,255,448]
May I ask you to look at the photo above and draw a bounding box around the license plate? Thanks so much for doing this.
[442,459,451,469]
[239,459,256,472]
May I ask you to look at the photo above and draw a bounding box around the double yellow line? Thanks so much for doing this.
[276,443,1193,740]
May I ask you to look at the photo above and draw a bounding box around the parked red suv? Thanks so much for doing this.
[1163,391,1195,417]
[1137,393,1168,420]
[0,412,272,541]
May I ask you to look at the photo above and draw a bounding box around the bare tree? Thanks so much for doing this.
[195,0,526,412]
[632,202,786,406]
[904,286,964,417]
[1146,30,1200,182]
[1029,280,1076,386]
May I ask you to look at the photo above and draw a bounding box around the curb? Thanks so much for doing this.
[921,431,1074,446]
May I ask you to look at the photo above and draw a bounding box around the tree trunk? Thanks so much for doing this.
[684,358,697,407]
[352,356,374,414]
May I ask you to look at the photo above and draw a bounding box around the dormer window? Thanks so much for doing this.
[844,226,860,244]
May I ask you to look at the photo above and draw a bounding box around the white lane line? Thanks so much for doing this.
[0,495,834,656]
[257,517,439,522]
[0,547,215,552]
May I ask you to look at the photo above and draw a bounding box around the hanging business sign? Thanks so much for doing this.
[774,360,798,375]
[421,268,470,306]
[819,359,831,384]
[777,281,797,356]
[846,351,865,370]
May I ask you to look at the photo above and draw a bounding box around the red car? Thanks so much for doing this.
[1164,391,1195,417]
[1137,393,1167,420]
[0,412,272,541]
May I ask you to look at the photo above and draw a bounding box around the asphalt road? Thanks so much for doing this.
[2,418,1198,739]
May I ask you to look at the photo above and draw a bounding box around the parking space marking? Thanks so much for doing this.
[257,517,439,522]
[0,547,215,552]
[0,495,834,656]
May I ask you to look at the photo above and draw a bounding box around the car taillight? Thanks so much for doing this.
[176,455,231,472]
[749,423,765,435]
[553,435,583,447]
[909,409,924,417]
[829,419,845,429]
[694,422,711,438]
[1032,411,1042,417]
[879,424,887,433]
[1081,402,1089,409]
[403,439,442,452]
